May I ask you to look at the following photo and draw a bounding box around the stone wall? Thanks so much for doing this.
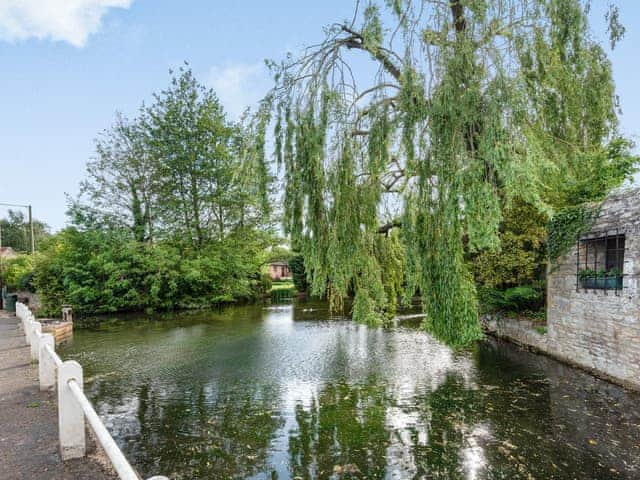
[481,314,548,352]
[547,188,640,389]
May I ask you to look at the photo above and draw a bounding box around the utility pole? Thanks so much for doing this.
[0,202,35,253]
[28,205,35,253]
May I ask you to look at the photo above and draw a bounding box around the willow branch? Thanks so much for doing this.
[339,26,403,81]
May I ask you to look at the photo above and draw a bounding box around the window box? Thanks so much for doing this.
[579,275,622,290]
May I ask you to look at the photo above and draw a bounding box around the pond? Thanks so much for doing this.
[60,301,640,479]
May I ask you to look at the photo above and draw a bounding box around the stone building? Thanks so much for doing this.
[268,261,291,281]
[547,187,640,388]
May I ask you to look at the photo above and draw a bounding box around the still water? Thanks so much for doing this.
[60,301,640,479]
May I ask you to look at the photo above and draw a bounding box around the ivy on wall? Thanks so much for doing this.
[547,205,600,264]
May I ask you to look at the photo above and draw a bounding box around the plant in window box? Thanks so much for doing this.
[605,268,623,290]
[578,268,598,289]
[593,269,608,289]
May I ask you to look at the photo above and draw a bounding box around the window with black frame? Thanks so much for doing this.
[576,232,625,291]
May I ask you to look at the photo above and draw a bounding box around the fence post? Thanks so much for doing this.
[30,322,42,362]
[39,334,56,391]
[62,305,73,323]
[58,361,85,460]
[27,315,36,344]
[25,315,33,345]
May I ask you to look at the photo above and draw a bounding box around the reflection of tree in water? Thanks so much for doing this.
[287,375,489,480]
[77,314,640,479]
[117,382,284,480]
[288,380,389,479]
[409,373,484,479]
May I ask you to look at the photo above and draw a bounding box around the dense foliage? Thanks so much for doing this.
[261,0,635,346]
[471,202,547,290]
[0,254,35,291]
[288,255,308,294]
[34,228,271,316]
[547,204,599,265]
[33,68,277,315]
[479,285,544,314]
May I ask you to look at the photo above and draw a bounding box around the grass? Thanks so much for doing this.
[270,280,294,292]
[270,280,296,302]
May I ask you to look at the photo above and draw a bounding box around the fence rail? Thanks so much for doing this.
[15,302,167,480]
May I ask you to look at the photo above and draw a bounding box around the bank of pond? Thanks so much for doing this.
[60,300,640,479]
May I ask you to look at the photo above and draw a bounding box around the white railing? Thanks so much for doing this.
[15,302,168,480]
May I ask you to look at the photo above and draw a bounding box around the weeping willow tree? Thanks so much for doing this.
[260,0,628,346]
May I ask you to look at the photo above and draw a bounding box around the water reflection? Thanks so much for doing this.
[61,302,640,479]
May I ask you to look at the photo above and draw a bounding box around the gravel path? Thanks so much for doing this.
[0,310,117,480]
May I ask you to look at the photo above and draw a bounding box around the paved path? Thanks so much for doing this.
[0,310,116,480]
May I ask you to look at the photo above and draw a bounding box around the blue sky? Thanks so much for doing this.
[0,1,638,231]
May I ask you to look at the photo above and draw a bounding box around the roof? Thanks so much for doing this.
[0,247,18,259]
[589,187,640,235]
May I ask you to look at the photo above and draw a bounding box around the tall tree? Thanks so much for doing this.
[71,113,156,242]
[73,67,273,247]
[264,0,635,346]
[145,67,244,247]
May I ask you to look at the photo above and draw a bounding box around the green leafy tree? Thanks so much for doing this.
[47,68,279,316]
[288,255,308,294]
[262,0,633,346]
[472,201,547,291]
[0,254,35,291]
[70,113,157,242]
[0,210,49,252]
[144,67,267,247]
[72,67,274,249]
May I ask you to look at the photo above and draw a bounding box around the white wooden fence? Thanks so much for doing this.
[15,302,168,480]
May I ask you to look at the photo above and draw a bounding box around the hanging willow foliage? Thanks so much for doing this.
[258,0,628,347]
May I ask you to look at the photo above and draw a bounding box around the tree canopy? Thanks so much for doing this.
[263,0,636,346]
[70,66,273,249]
[37,67,278,315]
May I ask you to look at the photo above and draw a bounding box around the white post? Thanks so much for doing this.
[39,334,56,391]
[25,317,32,345]
[58,361,85,460]
[30,322,42,362]
[26,314,36,344]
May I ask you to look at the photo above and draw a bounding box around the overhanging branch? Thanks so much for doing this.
[339,26,403,81]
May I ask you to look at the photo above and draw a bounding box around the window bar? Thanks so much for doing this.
[576,238,580,292]
[594,236,598,293]
[616,228,620,294]
[604,230,608,296]
[585,239,589,290]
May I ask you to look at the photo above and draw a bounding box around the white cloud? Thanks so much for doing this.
[208,62,270,119]
[0,0,132,47]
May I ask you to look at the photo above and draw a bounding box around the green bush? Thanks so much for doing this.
[479,285,544,313]
[1,254,35,291]
[33,228,270,316]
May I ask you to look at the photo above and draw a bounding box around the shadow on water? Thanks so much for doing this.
[60,301,640,479]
